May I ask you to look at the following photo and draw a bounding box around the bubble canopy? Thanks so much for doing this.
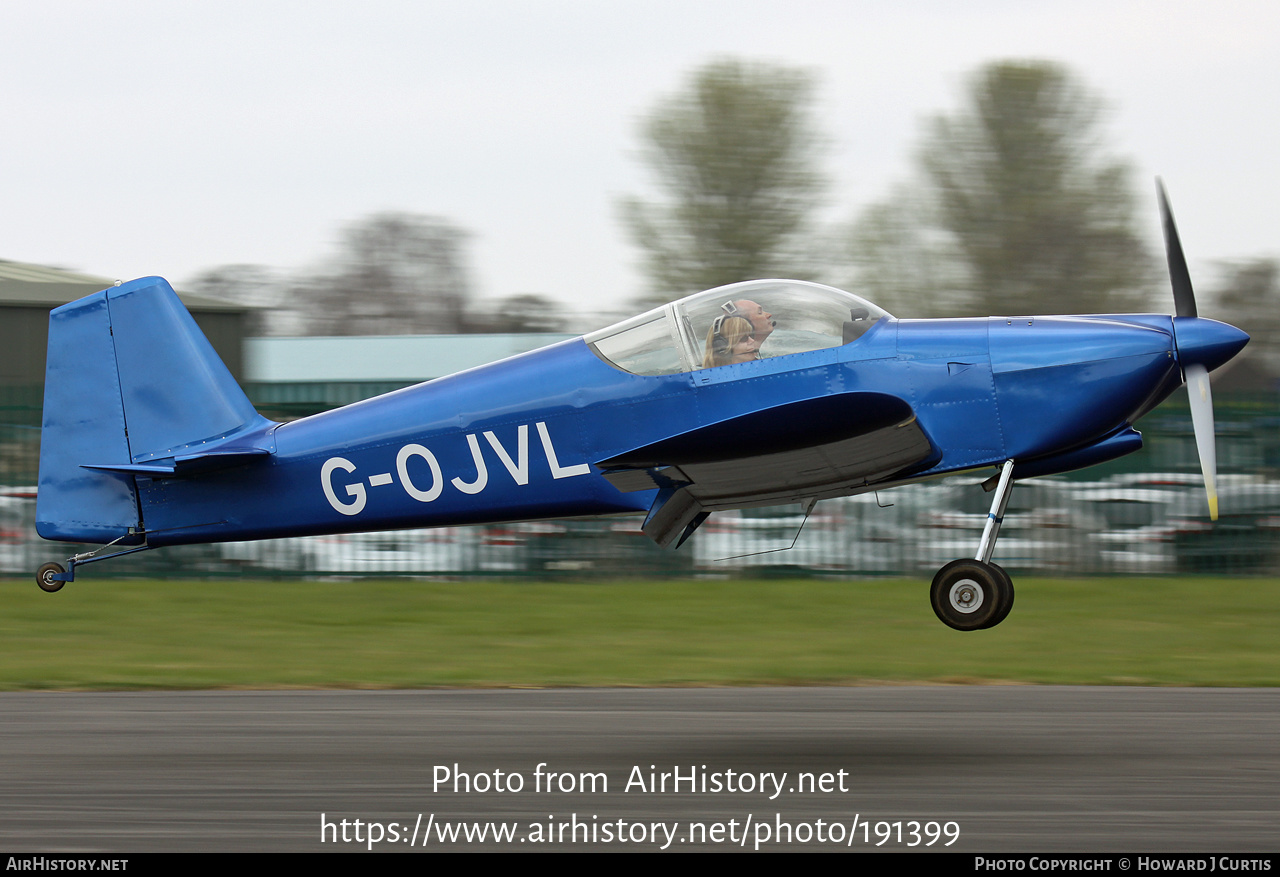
[585,279,893,376]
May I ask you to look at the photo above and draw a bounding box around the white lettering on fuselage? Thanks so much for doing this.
[321,457,365,515]
[321,420,590,516]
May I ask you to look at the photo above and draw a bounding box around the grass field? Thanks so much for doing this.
[1,576,1277,689]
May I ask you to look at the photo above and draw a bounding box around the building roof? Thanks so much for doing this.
[0,259,243,311]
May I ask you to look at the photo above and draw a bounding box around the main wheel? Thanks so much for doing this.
[930,559,1008,631]
[37,562,67,593]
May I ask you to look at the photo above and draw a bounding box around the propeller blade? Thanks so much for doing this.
[1157,178,1197,318]
[1185,362,1218,520]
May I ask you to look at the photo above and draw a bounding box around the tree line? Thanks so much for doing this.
[188,216,565,337]
[190,57,1278,384]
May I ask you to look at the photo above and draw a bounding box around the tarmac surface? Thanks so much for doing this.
[0,686,1276,852]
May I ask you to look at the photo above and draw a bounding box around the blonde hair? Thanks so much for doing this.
[702,315,754,368]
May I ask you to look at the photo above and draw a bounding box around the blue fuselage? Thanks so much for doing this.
[137,314,1185,547]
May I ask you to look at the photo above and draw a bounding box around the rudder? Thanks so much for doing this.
[36,289,140,543]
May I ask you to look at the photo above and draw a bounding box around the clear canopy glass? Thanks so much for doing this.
[585,280,892,376]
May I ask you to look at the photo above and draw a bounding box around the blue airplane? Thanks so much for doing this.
[33,183,1247,629]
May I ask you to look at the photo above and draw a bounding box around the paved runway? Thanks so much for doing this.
[0,687,1276,852]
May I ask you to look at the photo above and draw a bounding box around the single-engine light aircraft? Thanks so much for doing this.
[34,184,1247,629]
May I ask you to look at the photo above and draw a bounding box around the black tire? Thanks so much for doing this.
[930,559,1008,631]
[37,562,66,593]
[980,562,1015,629]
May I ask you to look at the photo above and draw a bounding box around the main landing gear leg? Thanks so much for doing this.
[930,460,1016,631]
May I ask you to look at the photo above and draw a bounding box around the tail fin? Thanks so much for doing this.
[36,277,274,544]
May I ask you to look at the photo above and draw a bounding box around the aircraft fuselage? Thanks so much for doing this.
[135,312,1193,547]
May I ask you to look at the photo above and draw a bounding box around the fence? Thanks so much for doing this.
[4,389,1279,579]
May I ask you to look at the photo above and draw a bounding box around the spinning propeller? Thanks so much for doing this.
[1158,180,1249,521]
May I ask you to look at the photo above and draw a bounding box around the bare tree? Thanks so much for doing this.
[301,213,472,336]
[185,265,291,335]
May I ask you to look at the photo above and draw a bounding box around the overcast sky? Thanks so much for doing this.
[3,0,1277,319]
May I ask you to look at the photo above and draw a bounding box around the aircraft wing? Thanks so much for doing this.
[596,392,937,548]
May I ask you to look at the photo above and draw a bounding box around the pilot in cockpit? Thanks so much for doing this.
[726,299,775,346]
[701,314,760,368]
[701,299,776,368]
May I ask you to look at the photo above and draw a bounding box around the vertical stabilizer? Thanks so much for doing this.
[107,277,263,461]
[36,277,271,544]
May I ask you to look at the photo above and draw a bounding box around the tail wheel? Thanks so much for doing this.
[930,559,1010,631]
[37,562,67,593]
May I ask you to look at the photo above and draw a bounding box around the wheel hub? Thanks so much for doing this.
[948,578,984,614]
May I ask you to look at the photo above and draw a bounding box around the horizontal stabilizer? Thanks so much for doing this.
[82,447,273,478]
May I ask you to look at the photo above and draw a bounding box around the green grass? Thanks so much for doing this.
[0,576,1277,689]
